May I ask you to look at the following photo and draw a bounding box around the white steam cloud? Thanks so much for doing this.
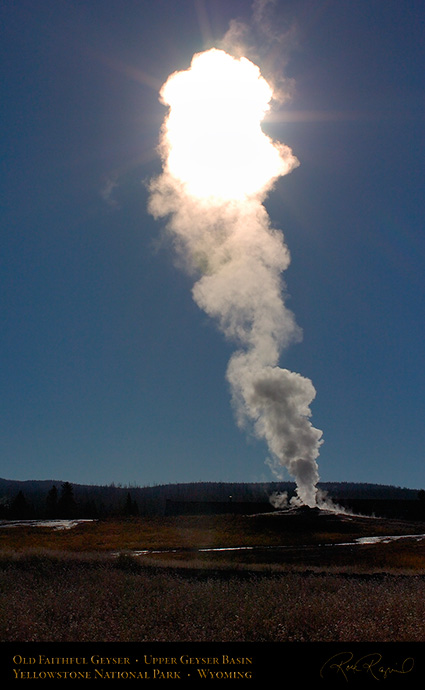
[148,48,323,507]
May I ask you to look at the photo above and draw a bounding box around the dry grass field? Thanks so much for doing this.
[1,510,425,642]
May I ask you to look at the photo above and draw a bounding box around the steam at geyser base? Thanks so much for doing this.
[148,48,323,508]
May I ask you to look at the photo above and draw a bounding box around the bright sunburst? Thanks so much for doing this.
[159,48,294,201]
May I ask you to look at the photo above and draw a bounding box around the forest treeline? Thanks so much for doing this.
[0,478,423,520]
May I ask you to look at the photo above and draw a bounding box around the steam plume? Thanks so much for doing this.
[148,48,323,506]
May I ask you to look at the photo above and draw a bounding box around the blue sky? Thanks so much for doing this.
[1,0,424,491]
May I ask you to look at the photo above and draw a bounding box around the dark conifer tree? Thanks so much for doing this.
[123,492,139,517]
[10,490,31,519]
[58,482,77,518]
[45,485,59,518]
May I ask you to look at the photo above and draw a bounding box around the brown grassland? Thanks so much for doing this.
[1,511,425,642]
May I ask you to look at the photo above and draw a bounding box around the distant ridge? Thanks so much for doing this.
[0,477,420,500]
[0,478,423,520]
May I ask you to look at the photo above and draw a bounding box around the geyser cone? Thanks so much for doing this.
[148,48,323,506]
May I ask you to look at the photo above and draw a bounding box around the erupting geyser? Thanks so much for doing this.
[148,48,323,507]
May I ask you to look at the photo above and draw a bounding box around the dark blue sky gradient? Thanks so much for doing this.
[1,1,425,489]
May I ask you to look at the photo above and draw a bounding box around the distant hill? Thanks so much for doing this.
[0,477,422,520]
[0,477,420,499]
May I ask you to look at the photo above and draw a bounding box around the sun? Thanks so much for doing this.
[159,48,294,202]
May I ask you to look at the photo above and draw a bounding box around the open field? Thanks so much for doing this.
[2,509,425,571]
[2,510,425,642]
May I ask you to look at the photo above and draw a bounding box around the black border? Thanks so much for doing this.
[2,641,422,684]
